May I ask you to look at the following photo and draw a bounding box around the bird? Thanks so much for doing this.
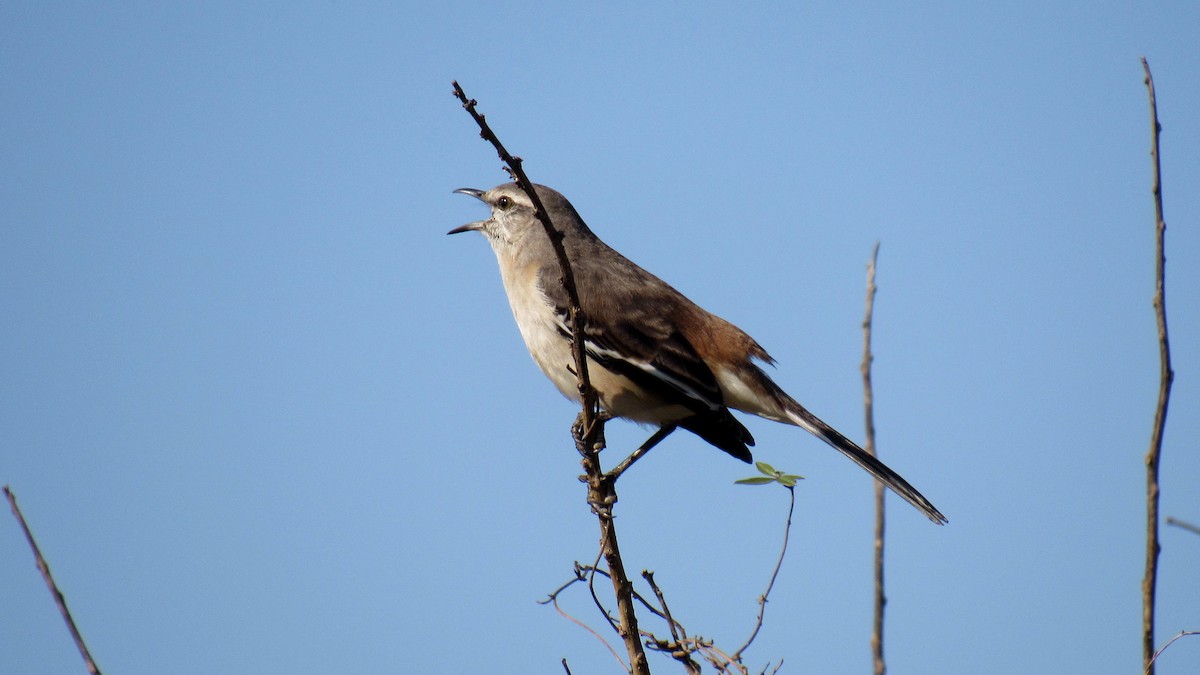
[449,182,945,524]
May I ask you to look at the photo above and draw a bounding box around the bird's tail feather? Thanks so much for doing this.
[784,402,946,525]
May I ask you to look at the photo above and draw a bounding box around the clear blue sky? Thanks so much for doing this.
[3,2,1199,673]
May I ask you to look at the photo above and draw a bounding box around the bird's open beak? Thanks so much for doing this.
[449,188,487,235]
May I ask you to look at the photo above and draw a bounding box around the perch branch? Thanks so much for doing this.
[452,81,648,674]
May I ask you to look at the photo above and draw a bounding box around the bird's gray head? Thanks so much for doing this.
[449,183,589,253]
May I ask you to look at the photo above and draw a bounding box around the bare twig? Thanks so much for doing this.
[696,641,742,674]
[1165,517,1200,536]
[861,242,886,675]
[584,545,620,633]
[546,586,626,672]
[550,564,680,627]
[1145,630,1200,674]
[4,486,103,675]
[453,81,649,673]
[581,472,651,674]
[733,486,796,660]
[1139,57,1173,675]
[550,561,766,672]
[643,571,702,674]
[450,81,599,429]
[642,572,684,644]
[540,561,591,605]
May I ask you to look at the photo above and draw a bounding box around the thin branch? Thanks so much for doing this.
[4,486,103,675]
[642,572,683,643]
[452,82,649,673]
[540,561,592,606]
[1165,517,1200,536]
[546,587,627,671]
[695,640,742,674]
[643,572,702,674]
[584,545,620,633]
[1145,630,1200,674]
[566,564,682,627]
[550,561,763,673]
[861,241,887,675]
[733,486,796,660]
[1140,57,1173,675]
[450,81,599,429]
[583,480,651,675]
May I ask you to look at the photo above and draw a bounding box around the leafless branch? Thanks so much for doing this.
[546,587,626,672]
[5,486,103,675]
[540,561,592,605]
[1145,630,1200,674]
[452,81,649,673]
[450,81,599,429]
[643,571,702,674]
[544,565,664,624]
[733,486,795,660]
[861,241,887,675]
[1165,517,1200,536]
[583,546,620,633]
[1139,57,1173,675]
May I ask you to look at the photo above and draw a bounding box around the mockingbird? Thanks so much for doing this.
[450,182,945,524]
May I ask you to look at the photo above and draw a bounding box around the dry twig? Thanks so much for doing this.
[861,242,887,675]
[1145,630,1200,674]
[1165,517,1200,536]
[5,486,103,675]
[452,81,650,674]
[1139,57,1173,675]
[643,571,702,674]
[733,486,796,662]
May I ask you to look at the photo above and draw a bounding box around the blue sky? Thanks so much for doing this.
[3,2,1199,672]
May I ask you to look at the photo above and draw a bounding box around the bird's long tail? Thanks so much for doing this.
[784,401,947,525]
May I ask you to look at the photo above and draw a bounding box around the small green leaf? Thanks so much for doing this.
[735,476,776,486]
[755,461,776,476]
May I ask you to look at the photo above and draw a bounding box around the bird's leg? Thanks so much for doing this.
[606,424,678,481]
[580,421,674,515]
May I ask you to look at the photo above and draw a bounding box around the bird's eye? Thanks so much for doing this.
[496,196,512,210]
